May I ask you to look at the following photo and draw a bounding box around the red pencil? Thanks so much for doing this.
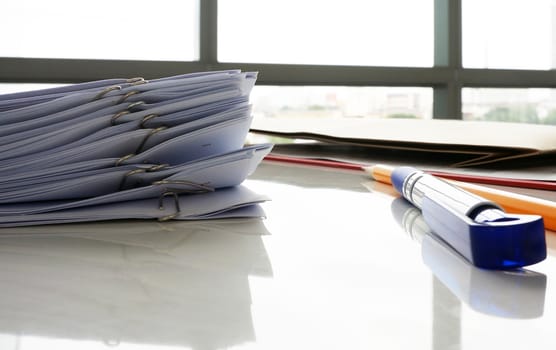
[263,154,556,191]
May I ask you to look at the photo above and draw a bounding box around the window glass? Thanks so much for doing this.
[0,0,199,61]
[463,0,556,70]
[0,84,433,120]
[462,88,556,124]
[218,0,433,67]
[251,86,433,120]
[0,83,64,95]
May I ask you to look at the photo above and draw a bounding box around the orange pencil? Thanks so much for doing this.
[364,164,556,232]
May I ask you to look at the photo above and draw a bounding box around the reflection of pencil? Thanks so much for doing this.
[364,164,556,232]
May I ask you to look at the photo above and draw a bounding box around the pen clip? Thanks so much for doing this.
[421,193,546,269]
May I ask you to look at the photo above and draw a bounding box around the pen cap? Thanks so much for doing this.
[391,166,418,195]
[422,193,546,269]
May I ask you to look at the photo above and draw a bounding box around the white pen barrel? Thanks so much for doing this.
[403,171,503,219]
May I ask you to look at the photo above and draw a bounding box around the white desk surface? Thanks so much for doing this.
[0,161,554,350]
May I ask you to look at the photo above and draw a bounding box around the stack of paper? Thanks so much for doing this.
[0,70,272,227]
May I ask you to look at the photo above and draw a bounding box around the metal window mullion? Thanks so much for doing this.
[199,0,218,66]
[433,0,462,119]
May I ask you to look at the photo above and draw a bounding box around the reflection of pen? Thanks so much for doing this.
[391,197,546,319]
[374,165,546,269]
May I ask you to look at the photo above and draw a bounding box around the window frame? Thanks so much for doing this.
[1,0,555,119]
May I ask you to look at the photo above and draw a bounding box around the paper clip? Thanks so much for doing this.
[118,168,147,190]
[147,164,168,172]
[156,181,215,220]
[94,85,122,100]
[153,179,214,193]
[115,153,135,166]
[140,113,159,128]
[127,101,145,111]
[110,110,130,125]
[117,90,141,104]
[110,102,145,125]
[127,77,147,85]
[156,181,214,222]
[135,126,167,153]
[158,191,181,221]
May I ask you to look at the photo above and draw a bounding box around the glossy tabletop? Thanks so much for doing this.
[0,161,554,350]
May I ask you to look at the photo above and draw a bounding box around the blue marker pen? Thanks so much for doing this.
[390,197,546,318]
[391,166,546,269]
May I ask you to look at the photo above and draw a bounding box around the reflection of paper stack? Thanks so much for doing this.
[390,197,546,319]
[0,70,272,226]
[0,220,271,349]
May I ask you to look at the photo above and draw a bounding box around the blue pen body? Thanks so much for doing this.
[391,166,546,269]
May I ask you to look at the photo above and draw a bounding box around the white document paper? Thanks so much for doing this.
[0,70,271,227]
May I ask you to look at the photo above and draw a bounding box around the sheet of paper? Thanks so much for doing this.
[251,117,556,166]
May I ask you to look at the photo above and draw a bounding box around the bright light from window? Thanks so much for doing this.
[0,83,64,95]
[218,0,434,67]
[463,0,556,70]
[0,0,199,61]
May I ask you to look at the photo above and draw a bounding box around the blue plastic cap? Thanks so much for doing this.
[391,166,418,196]
[422,196,547,269]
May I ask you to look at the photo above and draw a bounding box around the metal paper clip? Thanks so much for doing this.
[117,90,141,104]
[94,85,122,100]
[118,168,146,190]
[140,113,159,128]
[153,179,214,193]
[135,126,167,154]
[115,153,135,166]
[110,102,146,125]
[127,101,145,110]
[158,191,181,221]
[147,164,168,172]
[110,110,130,125]
[155,181,215,221]
[126,77,147,85]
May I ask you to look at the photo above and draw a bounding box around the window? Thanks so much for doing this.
[1,0,554,124]
[462,88,556,124]
[1,0,199,61]
[218,0,433,67]
[462,0,556,70]
[0,83,64,95]
[251,86,432,120]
